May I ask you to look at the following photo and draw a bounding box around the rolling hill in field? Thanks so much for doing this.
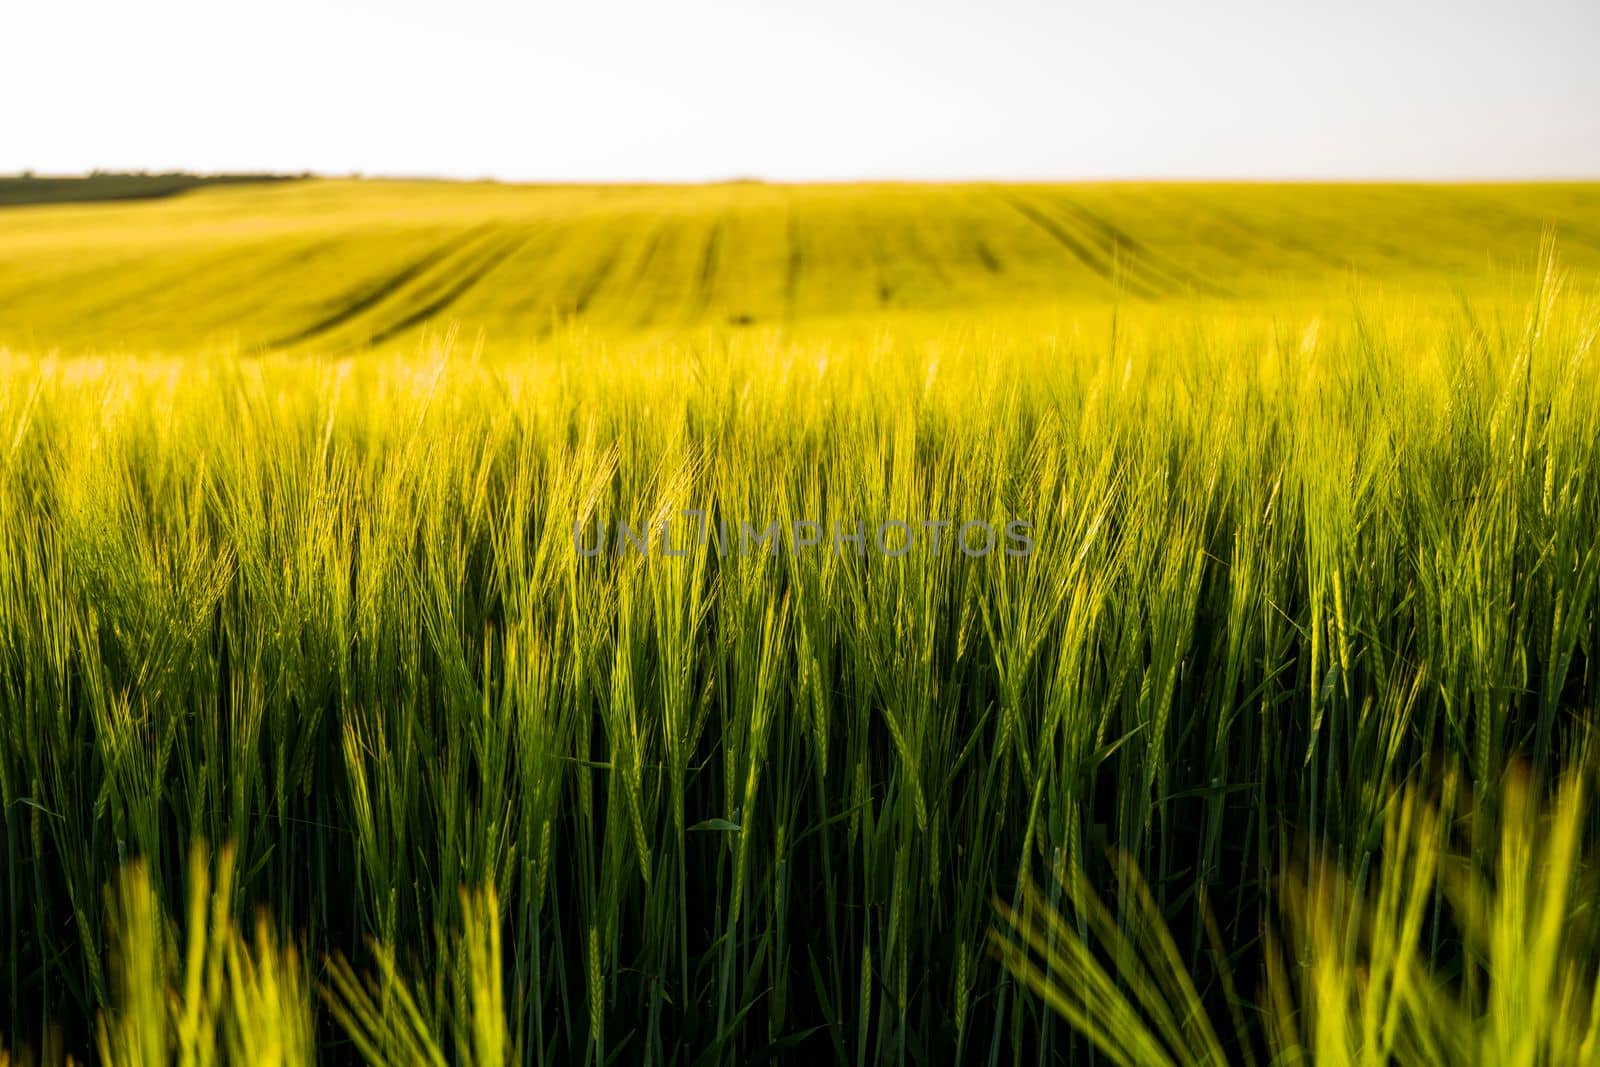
[1,179,1598,355]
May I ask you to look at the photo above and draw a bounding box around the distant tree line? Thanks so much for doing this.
[0,170,308,207]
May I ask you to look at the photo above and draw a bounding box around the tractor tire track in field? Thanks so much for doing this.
[569,236,624,318]
[0,254,146,307]
[960,189,1006,278]
[74,245,268,322]
[366,227,536,345]
[199,238,347,329]
[629,223,672,288]
[1050,198,1233,298]
[499,226,581,318]
[11,235,341,312]
[869,225,901,307]
[626,221,675,326]
[1181,198,1354,276]
[1008,189,1212,298]
[873,238,896,306]
[1182,191,1436,277]
[1440,199,1600,259]
[973,240,1003,274]
[494,226,621,331]
[187,238,350,317]
[270,226,494,347]
[694,218,724,317]
[783,208,803,321]
[993,188,1162,299]
[904,218,955,295]
[1456,196,1600,256]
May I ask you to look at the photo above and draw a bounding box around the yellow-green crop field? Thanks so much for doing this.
[2,179,1600,1064]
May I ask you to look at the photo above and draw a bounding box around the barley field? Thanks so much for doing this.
[2,178,1600,1064]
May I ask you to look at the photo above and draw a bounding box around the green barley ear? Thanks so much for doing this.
[999,759,1600,1066]
[96,858,170,1067]
[990,857,1227,1067]
[319,941,448,1067]
[587,925,604,1063]
[92,844,315,1067]
[454,883,508,1067]
[223,918,315,1067]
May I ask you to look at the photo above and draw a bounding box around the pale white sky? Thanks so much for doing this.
[2,0,1597,181]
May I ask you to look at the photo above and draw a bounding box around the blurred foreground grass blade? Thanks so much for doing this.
[997,754,1600,1066]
